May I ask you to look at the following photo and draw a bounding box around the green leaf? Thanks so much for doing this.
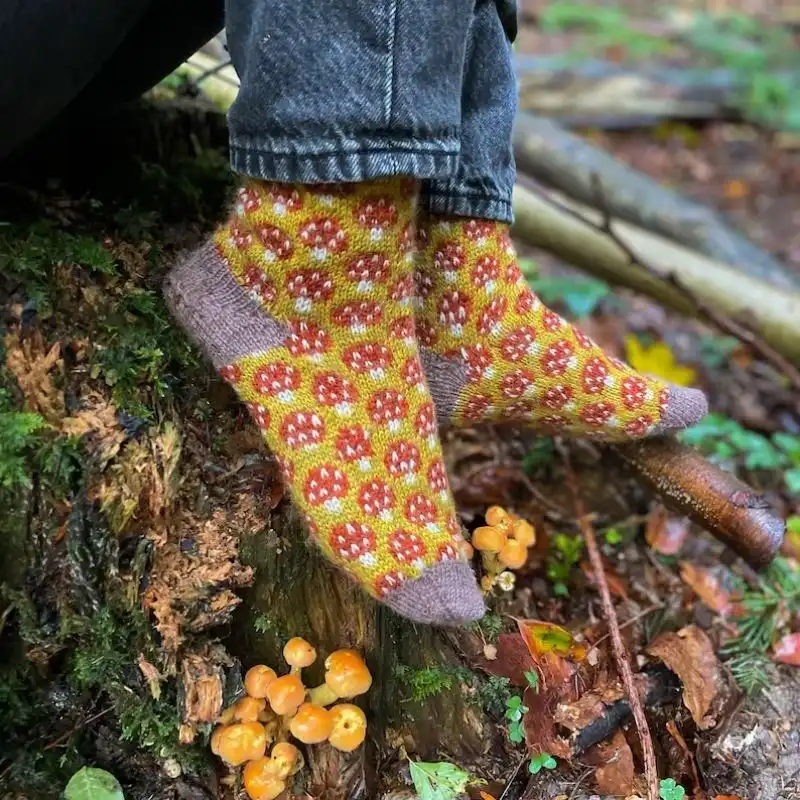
[524,670,539,690]
[784,468,800,496]
[787,515,800,535]
[529,752,557,774]
[508,720,525,743]
[408,761,471,800]
[530,276,610,319]
[659,777,686,800]
[604,527,623,545]
[65,768,125,800]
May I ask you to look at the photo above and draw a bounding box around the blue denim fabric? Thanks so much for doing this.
[226,0,518,223]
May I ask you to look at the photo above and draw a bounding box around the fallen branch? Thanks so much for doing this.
[560,446,660,800]
[512,112,800,291]
[612,437,785,569]
[511,181,800,363]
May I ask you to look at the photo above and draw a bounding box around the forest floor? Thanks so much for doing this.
[2,12,800,800]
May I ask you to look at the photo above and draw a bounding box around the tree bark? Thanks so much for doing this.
[511,182,800,364]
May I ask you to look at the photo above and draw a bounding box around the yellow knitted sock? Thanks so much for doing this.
[415,216,706,439]
[164,180,484,625]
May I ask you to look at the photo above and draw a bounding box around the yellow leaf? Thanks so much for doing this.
[516,619,587,661]
[624,335,696,386]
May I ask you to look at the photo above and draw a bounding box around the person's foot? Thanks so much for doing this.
[414,215,707,438]
[164,179,484,626]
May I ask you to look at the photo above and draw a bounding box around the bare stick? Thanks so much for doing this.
[559,445,659,800]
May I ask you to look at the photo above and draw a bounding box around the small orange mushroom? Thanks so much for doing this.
[472,526,506,553]
[234,695,267,723]
[217,705,236,725]
[266,674,305,716]
[511,519,535,547]
[245,665,278,699]
[499,538,528,570]
[309,649,372,706]
[327,704,367,752]
[283,637,317,671]
[267,742,303,779]
[485,505,511,530]
[289,703,333,744]
[243,758,286,800]
[211,721,268,766]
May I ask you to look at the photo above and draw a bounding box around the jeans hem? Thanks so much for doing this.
[422,190,514,223]
[230,133,461,184]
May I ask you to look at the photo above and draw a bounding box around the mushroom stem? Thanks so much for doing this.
[308,683,339,707]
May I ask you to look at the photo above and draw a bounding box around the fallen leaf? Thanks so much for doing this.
[523,656,574,760]
[679,562,737,616]
[554,683,625,732]
[645,505,690,555]
[624,336,696,387]
[137,654,162,700]
[479,633,535,686]
[517,619,587,662]
[773,632,800,665]
[647,626,721,729]
[593,731,636,796]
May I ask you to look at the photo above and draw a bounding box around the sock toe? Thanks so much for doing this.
[382,560,486,626]
[653,383,708,434]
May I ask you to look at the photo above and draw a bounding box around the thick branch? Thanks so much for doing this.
[512,112,800,291]
[510,182,800,364]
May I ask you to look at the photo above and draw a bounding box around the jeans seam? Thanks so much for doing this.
[385,0,398,125]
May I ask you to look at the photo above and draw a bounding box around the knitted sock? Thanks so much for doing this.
[164,179,484,626]
[415,216,707,438]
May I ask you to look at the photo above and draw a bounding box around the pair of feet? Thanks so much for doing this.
[164,178,707,626]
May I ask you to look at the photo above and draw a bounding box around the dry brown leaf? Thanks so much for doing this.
[523,650,576,759]
[645,505,690,555]
[679,562,737,616]
[554,683,626,733]
[479,633,535,686]
[4,329,65,423]
[647,625,721,729]
[137,654,162,700]
[593,731,636,796]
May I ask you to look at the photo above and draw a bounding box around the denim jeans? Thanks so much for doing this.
[226,0,518,222]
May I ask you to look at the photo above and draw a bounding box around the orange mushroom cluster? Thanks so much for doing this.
[210,638,372,800]
[470,505,536,593]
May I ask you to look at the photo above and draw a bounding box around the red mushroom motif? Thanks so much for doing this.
[624,414,654,437]
[343,342,393,379]
[219,364,242,385]
[389,274,416,305]
[256,224,294,261]
[384,440,421,483]
[574,328,596,349]
[400,357,426,392]
[388,530,427,566]
[286,268,334,312]
[241,265,277,305]
[286,320,332,360]
[415,319,438,348]
[414,402,438,444]
[464,219,495,243]
[303,465,349,510]
[471,255,500,292]
[464,344,494,383]
[346,253,390,292]
[500,325,537,363]
[415,269,434,303]
[461,394,493,422]
[229,223,253,251]
[621,376,648,409]
[332,301,383,334]
[505,400,536,420]
[265,184,303,214]
[580,401,616,427]
[437,542,460,562]
[542,309,566,332]
[542,384,574,410]
[516,288,537,315]
[540,340,575,377]
[437,290,471,336]
[236,186,262,213]
[335,425,373,470]
[368,389,409,431]
[500,368,535,399]
[582,357,611,395]
[477,297,508,336]
[253,362,302,401]
[357,480,396,520]
[390,315,415,347]
[434,242,466,282]
[354,196,398,239]
[427,459,449,499]
[298,217,348,259]
[245,402,270,431]
[398,223,415,259]
[505,261,524,285]
[329,522,377,565]
[404,493,438,530]
[374,570,405,597]
[279,411,326,449]
[312,372,359,415]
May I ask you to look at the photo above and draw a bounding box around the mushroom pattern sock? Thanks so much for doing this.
[414,216,707,438]
[164,178,485,626]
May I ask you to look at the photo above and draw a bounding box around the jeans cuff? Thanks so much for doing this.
[422,188,514,224]
[230,132,460,184]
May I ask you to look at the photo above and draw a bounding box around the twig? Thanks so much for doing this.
[498,754,529,800]
[42,706,113,751]
[559,444,660,800]
[589,173,800,393]
[567,767,595,800]
[590,602,664,650]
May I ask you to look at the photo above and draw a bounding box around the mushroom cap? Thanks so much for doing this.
[211,722,268,766]
[327,704,367,752]
[499,538,528,570]
[289,703,334,744]
[485,505,511,529]
[245,665,279,699]
[511,519,535,547]
[243,758,286,800]
[283,637,317,669]
[324,650,373,698]
[472,526,507,553]
[268,742,303,779]
[266,674,306,716]
[234,695,267,723]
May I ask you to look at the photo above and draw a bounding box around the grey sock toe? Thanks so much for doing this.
[383,560,486,626]
[653,383,708,434]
